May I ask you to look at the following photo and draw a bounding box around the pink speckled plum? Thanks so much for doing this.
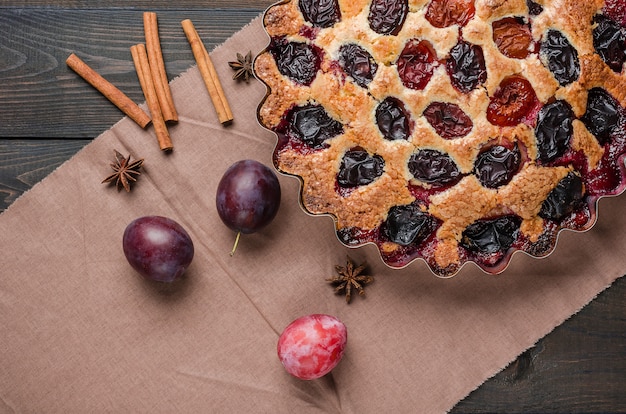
[277,314,347,380]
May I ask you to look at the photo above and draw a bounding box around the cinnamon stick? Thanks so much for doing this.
[181,19,234,125]
[130,44,173,151]
[66,53,151,128]
[143,12,178,123]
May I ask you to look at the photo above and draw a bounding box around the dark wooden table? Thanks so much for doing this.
[1,1,624,412]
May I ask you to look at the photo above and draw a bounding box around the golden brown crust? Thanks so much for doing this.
[263,1,304,38]
[434,238,461,269]
[338,0,369,18]
[572,119,604,170]
[429,176,499,241]
[498,164,572,220]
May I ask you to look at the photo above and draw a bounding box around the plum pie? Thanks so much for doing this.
[255,0,626,276]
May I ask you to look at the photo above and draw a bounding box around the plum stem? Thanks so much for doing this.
[229,231,241,256]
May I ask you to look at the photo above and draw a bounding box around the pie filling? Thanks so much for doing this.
[256,0,626,276]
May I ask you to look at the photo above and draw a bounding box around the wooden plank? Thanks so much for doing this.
[0,139,89,210]
[0,8,265,138]
[451,277,626,412]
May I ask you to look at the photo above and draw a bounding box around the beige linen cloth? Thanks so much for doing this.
[1,16,624,413]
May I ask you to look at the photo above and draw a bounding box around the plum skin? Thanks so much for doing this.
[216,160,281,234]
[122,216,194,283]
[277,314,348,380]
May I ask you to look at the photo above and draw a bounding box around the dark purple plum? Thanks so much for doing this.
[123,216,194,283]
[423,101,473,139]
[375,97,412,141]
[408,149,461,186]
[216,160,281,255]
[527,0,543,15]
[270,39,321,85]
[593,15,626,73]
[581,88,620,144]
[287,104,343,148]
[337,149,385,187]
[461,215,521,255]
[383,204,436,246]
[474,145,521,188]
[368,0,408,35]
[535,100,575,163]
[446,41,487,93]
[339,43,378,88]
[299,0,341,28]
[539,172,585,221]
[540,30,580,86]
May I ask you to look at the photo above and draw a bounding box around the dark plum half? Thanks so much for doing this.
[299,0,341,28]
[337,149,385,188]
[368,0,408,35]
[383,204,437,246]
[540,30,580,86]
[270,39,321,85]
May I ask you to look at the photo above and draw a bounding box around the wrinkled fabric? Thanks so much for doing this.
[0,16,624,413]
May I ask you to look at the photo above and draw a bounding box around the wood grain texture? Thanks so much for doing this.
[0,140,89,210]
[1,1,625,412]
[452,277,626,412]
[0,8,264,138]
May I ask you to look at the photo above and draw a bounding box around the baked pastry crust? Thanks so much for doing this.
[256,0,626,276]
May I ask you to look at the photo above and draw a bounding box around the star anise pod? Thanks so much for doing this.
[101,150,144,192]
[228,51,254,83]
[327,256,374,304]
